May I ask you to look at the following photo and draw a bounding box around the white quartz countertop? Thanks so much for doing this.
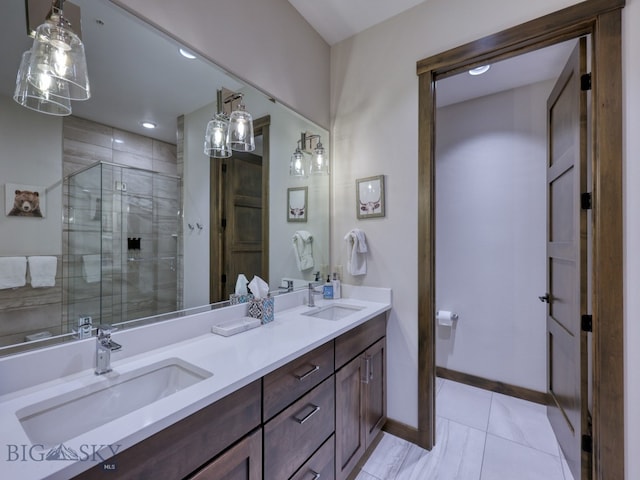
[0,287,391,480]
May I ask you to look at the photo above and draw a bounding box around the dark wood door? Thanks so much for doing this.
[335,356,366,480]
[223,151,265,299]
[545,38,589,480]
[364,338,386,448]
[189,429,262,480]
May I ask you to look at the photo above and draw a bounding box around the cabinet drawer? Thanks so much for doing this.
[264,376,335,480]
[263,341,334,420]
[335,314,387,369]
[290,434,335,480]
[73,380,261,480]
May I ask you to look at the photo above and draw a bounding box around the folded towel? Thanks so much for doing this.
[0,257,27,289]
[344,229,368,276]
[27,256,58,288]
[82,254,101,283]
[292,230,314,271]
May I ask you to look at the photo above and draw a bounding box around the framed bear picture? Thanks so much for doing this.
[5,183,46,218]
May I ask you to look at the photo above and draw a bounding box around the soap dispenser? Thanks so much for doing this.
[323,275,334,299]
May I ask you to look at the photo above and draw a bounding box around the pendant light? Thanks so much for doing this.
[27,0,90,102]
[14,50,72,116]
[289,132,329,177]
[204,90,254,158]
[290,147,306,177]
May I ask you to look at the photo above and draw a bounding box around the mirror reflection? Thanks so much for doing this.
[0,0,330,356]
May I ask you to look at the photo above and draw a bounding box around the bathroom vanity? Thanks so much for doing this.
[0,286,390,480]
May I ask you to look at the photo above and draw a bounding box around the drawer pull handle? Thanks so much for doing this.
[295,364,320,381]
[294,404,321,424]
[308,469,321,480]
[362,356,371,384]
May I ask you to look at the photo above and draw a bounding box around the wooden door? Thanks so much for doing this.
[545,38,589,480]
[189,429,262,480]
[222,151,265,299]
[364,338,386,448]
[335,356,366,480]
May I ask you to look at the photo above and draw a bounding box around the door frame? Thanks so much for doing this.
[416,1,624,478]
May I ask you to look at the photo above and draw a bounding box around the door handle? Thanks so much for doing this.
[539,293,550,303]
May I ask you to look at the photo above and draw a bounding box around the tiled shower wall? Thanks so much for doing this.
[62,116,181,332]
[0,116,180,350]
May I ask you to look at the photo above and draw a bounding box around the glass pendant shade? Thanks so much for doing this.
[14,50,71,116]
[204,115,231,158]
[227,104,255,152]
[309,141,329,175]
[290,148,306,177]
[28,17,90,101]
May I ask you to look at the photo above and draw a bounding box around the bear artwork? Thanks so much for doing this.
[8,190,43,217]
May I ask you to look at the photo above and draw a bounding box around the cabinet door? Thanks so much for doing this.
[335,356,366,480]
[364,337,386,448]
[190,429,262,480]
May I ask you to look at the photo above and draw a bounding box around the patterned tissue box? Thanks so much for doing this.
[230,293,253,305]
[248,296,274,324]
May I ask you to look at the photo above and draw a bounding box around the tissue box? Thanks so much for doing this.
[230,293,253,305]
[248,296,274,324]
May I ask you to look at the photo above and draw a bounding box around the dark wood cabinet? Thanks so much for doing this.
[335,317,387,480]
[264,376,335,480]
[72,312,387,480]
[189,429,262,480]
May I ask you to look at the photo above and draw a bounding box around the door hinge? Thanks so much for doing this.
[581,314,593,332]
[582,434,593,453]
[221,274,227,283]
[581,73,592,91]
[581,192,592,210]
[221,218,227,229]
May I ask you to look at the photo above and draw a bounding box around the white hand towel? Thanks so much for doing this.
[0,257,27,289]
[344,229,368,276]
[82,254,101,283]
[292,230,315,271]
[27,256,57,288]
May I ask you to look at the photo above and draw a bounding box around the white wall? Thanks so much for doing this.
[435,81,551,391]
[331,0,639,477]
[0,95,62,256]
[182,91,330,307]
[112,0,330,129]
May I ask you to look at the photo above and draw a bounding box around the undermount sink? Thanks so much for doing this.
[17,358,212,447]
[302,304,365,321]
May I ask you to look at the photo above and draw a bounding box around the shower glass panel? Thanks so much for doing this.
[64,162,181,333]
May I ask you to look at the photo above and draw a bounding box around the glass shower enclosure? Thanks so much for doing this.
[63,161,181,334]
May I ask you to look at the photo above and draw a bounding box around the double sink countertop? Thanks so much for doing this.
[0,285,391,480]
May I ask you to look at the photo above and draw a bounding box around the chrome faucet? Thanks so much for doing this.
[95,324,122,375]
[308,282,323,307]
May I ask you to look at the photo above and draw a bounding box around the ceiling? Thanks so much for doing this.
[288,0,427,46]
[2,1,578,143]
[288,0,577,107]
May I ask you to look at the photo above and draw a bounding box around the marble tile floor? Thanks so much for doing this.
[355,379,574,480]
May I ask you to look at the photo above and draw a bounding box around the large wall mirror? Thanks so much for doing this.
[0,0,330,356]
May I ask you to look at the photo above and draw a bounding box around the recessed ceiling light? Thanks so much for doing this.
[179,48,196,60]
[141,121,157,129]
[469,65,491,76]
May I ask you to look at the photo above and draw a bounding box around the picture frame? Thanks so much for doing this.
[356,175,385,219]
[5,183,46,218]
[287,186,308,222]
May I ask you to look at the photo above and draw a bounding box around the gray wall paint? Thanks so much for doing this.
[111,0,330,129]
[435,80,552,392]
